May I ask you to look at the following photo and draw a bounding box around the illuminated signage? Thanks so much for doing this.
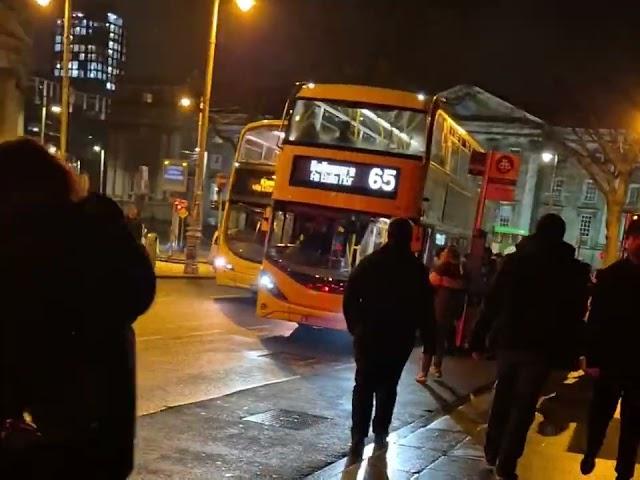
[251,177,275,193]
[290,156,400,199]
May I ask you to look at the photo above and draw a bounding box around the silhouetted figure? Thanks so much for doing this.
[343,218,436,458]
[0,139,156,479]
[429,245,466,378]
[581,219,640,480]
[125,204,144,243]
[471,214,590,480]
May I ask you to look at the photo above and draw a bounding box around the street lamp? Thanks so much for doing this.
[179,96,194,109]
[184,0,255,274]
[50,105,62,115]
[34,0,72,159]
[541,151,559,206]
[93,145,106,194]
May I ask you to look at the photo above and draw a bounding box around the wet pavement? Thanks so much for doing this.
[309,371,640,480]
[132,279,496,478]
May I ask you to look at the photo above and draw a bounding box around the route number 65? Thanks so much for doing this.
[368,168,397,192]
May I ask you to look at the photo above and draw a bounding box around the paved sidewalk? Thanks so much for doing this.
[308,371,639,480]
[154,260,215,279]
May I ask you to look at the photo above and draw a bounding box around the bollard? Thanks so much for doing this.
[145,232,158,268]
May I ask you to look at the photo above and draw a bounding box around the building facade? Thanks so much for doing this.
[53,7,125,92]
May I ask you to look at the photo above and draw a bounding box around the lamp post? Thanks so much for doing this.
[183,0,255,274]
[542,151,559,207]
[35,0,71,159]
[93,145,106,194]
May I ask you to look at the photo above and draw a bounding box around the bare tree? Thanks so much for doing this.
[551,126,640,265]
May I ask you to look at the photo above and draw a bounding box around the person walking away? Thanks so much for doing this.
[125,204,144,243]
[470,214,590,480]
[426,245,466,379]
[344,218,436,458]
[0,139,156,479]
[580,219,640,480]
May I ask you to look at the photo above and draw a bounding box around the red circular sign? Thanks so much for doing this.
[496,155,515,174]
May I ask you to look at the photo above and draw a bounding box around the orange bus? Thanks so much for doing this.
[257,84,430,329]
[214,120,282,289]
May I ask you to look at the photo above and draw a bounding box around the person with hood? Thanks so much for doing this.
[343,218,436,458]
[580,219,640,480]
[0,139,156,479]
[470,213,590,480]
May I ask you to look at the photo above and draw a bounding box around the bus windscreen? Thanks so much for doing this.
[286,99,427,157]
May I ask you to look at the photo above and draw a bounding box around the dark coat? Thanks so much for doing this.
[1,194,156,478]
[587,258,640,378]
[343,244,436,358]
[432,261,466,325]
[470,235,590,369]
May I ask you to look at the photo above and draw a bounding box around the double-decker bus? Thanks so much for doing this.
[256,84,430,329]
[213,120,283,289]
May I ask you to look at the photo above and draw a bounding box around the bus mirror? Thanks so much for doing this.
[411,225,425,254]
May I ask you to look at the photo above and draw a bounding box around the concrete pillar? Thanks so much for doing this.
[516,152,540,233]
[0,70,23,141]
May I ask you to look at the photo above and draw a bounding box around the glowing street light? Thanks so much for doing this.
[50,105,62,114]
[235,0,256,12]
[179,96,194,109]
[34,0,52,6]
[542,152,555,163]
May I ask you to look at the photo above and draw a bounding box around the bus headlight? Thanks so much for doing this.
[259,272,276,290]
[214,256,233,270]
[259,271,287,300]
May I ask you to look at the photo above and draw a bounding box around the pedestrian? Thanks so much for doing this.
[343,218,436,458]
[0,139,156,479]
[580,219,640,480]
[426,245,466,379]
[470,214,590,480]
[125,204,144,243]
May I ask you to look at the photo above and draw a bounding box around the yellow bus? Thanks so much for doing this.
[257,84,430,329]
[214,120,283,289]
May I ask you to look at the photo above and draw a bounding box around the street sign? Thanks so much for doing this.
[162,161,188,192]
[485,152,520,202]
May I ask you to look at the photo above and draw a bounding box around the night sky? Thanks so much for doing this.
[32,0,640,126]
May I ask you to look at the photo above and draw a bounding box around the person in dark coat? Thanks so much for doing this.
[343,218,436,458]
[0,139,156,479]
[580,219,640,480]
[470,214,590,480]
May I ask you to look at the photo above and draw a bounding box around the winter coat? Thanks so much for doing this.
[470,235,590,370]
[587,258,640,379]
[0,194,156,478]
[343,244,436,358]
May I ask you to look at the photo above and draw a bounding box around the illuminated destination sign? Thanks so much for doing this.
[230,167,275,204]
[290,156,399,199]
[251,176,275,193]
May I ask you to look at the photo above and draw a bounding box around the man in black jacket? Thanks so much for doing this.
[471,214,590,480]
[581,219,640,480]
[343,218,436,458]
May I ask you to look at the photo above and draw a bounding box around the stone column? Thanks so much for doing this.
[516,151,540,233]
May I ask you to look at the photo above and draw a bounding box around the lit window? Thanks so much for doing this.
[628,185,640,206]
[583,180,597,203]
[79,53,85,61]
[55,35,62,43]
[552,178,564,202]
[579,214,593,239]
[142,93,153,103]
[55,44,62,52]
[498,204,513,228]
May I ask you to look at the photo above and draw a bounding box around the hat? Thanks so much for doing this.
[626,218,640,238]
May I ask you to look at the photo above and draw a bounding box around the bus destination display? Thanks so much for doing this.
[290,156,400,199]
